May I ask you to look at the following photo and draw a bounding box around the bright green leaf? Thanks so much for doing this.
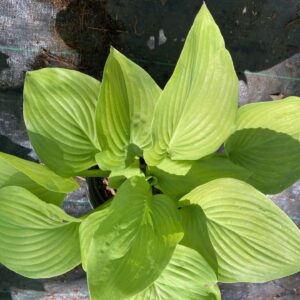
[236,96,300,140]
[225,128,300,194]
[24,68,101,176]
[131,244,220,300]
[179,178,300,282]
[3,172,64,206]
[96,48,161,170]
[144,3,238,165]
[87,176,183,300]
[179,204,218,273]
[0,186,81,278]
[225,97,300,193]
[0,152,78,205]
[108,158,144,189]
[148,155,251,199]
[0,152,78,192]
[79,200,113,270]
[79,207,110,271]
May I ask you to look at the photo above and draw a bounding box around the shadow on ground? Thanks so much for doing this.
[0,266,44,300]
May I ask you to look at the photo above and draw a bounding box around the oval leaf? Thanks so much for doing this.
[179,178,300,282]
[96,48,161,170]
[225,128,300,194]
[225,97,300,193]
[0,186,81,278]
[0,167,64,206]
[131,244,220,300]
[87,176,183,299]
[236,96,300,140]
[24,68,101,176]
[0,152,78,205]
[0,152,78,192]
[144,3,238,165]
[148,155,251,199]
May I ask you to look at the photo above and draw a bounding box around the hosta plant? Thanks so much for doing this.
[1,3,300,299]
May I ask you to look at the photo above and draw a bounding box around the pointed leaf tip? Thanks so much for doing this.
[96,49,161,170]
[144,3,237,165]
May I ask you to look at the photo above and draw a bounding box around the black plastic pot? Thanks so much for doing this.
[86,176,114,209]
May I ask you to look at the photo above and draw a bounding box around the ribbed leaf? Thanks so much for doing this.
[236,96,300,140]
[225,97,300,193]
[0,186,81,278]
[96,48,161,170]
[179,205,218,273]
[225,128,300,194]
[24,68,101,176]
[0,152,78,192]
[0,152,78,205]
[179,178,300,282]
[131,244,220,300]
[144,3,238,165]
[148,155,251,199]
[87,176,183,299]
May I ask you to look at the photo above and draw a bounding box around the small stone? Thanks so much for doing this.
[158,29,167,46]
[147,36,155,50]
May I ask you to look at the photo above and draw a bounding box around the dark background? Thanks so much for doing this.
[53,0,300,84]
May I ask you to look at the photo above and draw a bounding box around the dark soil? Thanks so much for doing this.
[55,0,126,78]
[31,48,78,70]
[50,0,300,86]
